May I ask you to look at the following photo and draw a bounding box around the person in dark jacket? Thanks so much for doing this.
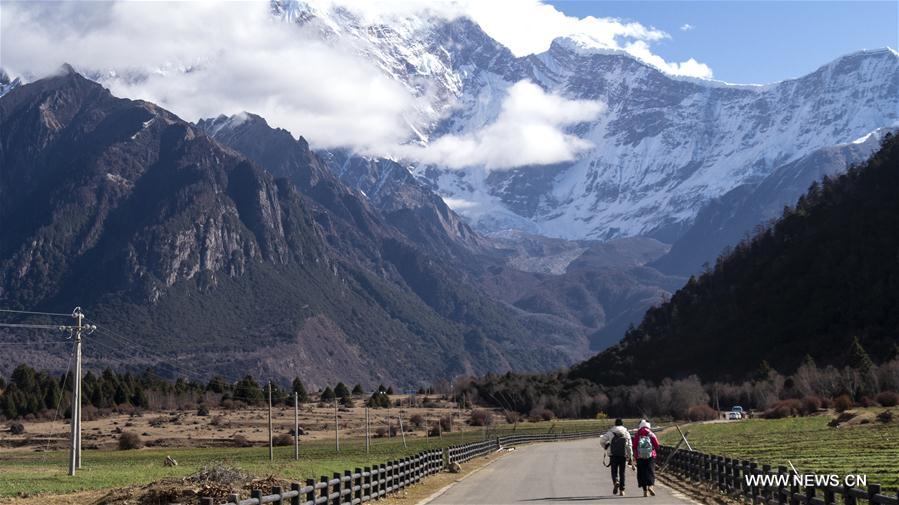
[633,419,660,497]
[599,418,633,495]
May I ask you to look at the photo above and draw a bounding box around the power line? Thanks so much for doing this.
[0,341,70,346]
[0,308,74,317]
[0,323,70,330]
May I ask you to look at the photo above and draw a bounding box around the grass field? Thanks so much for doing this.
[0,419,609,498]
[659,409,899,491]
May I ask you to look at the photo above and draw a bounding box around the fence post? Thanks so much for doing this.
[200,498,214,505]
[805,485,816,504]
[867,484,881,503]
[354,468,363,503]
[762,464,772,501]
[291,482,301,505]
[251,489,263,504]
[823,486,835,505]
[789,469,800,505]
[363,466,372,501]
[305,478,316,504]
[749,462,759,504]
[843,483,857,505]
[320,475,329,505]
[228,493,240,504]
[776,466,788,505]
[344,470,353,503]
[272,485,283,505]
[379,463,387,497]
[332,472,342,505]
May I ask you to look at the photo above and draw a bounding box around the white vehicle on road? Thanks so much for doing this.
[727,406,745,420]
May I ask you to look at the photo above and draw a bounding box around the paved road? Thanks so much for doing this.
[427,438,695,505]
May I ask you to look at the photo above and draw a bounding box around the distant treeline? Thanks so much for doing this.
[459,340,899,421]
[0,364,408,421]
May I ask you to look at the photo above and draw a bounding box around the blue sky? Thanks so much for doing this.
[546,1,899,83]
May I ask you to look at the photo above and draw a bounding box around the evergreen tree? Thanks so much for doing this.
[234,375,264,404]
[320,386,335,402]
[351,384,364,396]
[334,382,350,400]
[292,377,308,403]
[848,336,874,373]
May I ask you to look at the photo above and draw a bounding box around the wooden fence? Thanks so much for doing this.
[658,446,898,505]
[208,430,603,505]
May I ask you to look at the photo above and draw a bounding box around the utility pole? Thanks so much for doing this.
[65,307,94,477]
[294,392,299,461]
[268,381,273,462]
[334,398,340,452]
[398,414,407,449]
[364,405,370,454]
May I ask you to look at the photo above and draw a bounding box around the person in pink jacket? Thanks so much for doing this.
[633,419,660,497]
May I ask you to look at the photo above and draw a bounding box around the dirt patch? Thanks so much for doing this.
[0,399,473,453]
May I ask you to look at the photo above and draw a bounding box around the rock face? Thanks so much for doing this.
[275,1,899,241]
[652,129,892,275]
[0,71,591,386]
[572,134,899,384]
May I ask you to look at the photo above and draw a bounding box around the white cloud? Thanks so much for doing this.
[0,1,418,150]
[1,0,710,169]
[397,81,605,170]
[680,23,694,31]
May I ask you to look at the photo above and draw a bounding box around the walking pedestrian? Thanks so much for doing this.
[599,418,634,495]
[633,419,660,497]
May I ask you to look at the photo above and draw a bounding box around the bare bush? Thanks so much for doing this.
[468,409,494,426]
[232,435,252,448]
[118,432,143,450]
[409,414,425,428]
[8,422,25,435]
[272,433,294,446]
[685,404,717,421]
[529,408,554,422]
[504,411,521,424]
[374,427,387,438]
[799,396,823,415]
[875,391,898,407]
[764,399,801,419]
[833,394,854,413]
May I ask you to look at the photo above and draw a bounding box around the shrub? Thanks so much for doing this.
[799,396,823,415]
[858,396,874,407]
[528,408,554,422]
[197,404,210,417]
[469,409,494,426]
[764,399,801,419]
[439,415,453,432]
[833,395,854,413]
[409,414,425,428]
[876,410,893,423]
[8,422,25,435]
[875,391,899,407]
[505,411,521,424]
[232,435,252,447]
[118,432,143,450]
[374,427,388,438]
[686,404,717,421]
[272,433,294,446]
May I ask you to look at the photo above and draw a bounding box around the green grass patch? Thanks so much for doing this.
[659,410,899,491]
[0,419,608,498]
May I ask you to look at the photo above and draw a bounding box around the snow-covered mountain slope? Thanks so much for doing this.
[652,128,893,275]
[276,1,899,241]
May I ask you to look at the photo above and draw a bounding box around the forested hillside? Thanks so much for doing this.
[572,134,899,384]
